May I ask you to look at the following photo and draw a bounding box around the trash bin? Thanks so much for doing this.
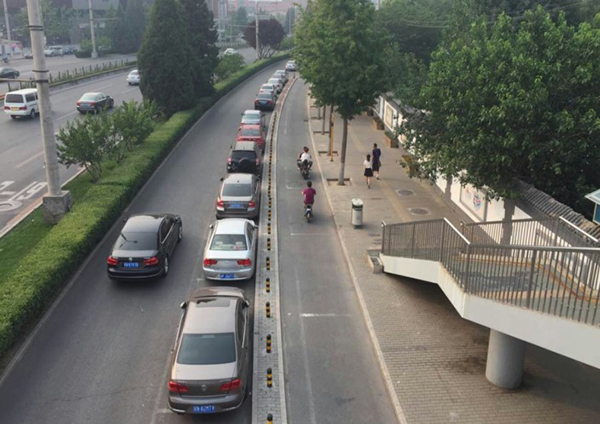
[351,198,363,228]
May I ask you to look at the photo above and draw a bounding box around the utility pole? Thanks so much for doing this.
[26,0,71,223]
[329,107,334,162]
[88,0,98,59]
[2,0,12,57]
[255,0,259,60]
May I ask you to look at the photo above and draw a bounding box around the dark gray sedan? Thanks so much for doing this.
[76,92,114,114]
[0,67,19,79]
[168,287,251,415]
[216,173,261,219]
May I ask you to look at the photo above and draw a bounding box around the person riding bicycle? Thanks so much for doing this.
[302,181,316,211]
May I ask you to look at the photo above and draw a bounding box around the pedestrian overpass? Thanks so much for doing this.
[379,217,600,389]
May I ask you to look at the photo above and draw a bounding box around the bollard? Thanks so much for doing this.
[267,413,273,424]
[266,302,271,318]
[267,368,273,387]
[266,334,272,353]
[266,278,271,293]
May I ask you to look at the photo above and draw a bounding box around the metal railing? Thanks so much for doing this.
[382,219,600,326]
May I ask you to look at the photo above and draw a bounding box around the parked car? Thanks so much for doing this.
[0,67,19,79]
[267,77,283,93]
[24,52,33,59]
[223,48,238,56]
[241,109,266,130]
[76,92,114,114]
[259,83,277,98]
[227,141,261,175]
[254,91,276,111]
[3,88,38,119]
[202,218,258,281]
[107,213,182,280]
[216,173,261,219]
[285,60,296,72]
[44,46,64,57]
[273,70,288,85]
[168,286,251,415]
[237,124,265,149]
[62,46,77,55]
[126,69,140,85]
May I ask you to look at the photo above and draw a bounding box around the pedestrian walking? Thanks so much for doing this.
[372,143,382,180]
[363,154,373,188]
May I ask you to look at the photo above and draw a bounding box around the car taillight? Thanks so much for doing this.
[228,157,232,164]
[237,259,251,267]
[204,258,218,266]
[168,380,189,393]
[76,101,81,106]
[107,256,119,266]
[3,106,8,110]
[217,200,224,207]
[19,106,27,110]
[144,256,159,266]
[255,158,259,165]
[248,201,256,208]
[220,379,242,392]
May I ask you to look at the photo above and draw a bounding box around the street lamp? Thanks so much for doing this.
[2,0,12,58]
[88,0,98,59]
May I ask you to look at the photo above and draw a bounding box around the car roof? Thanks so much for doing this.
[240,124,260,129]
[275,70,285,73]
[183,296,238,334]
[224,173,254,184]
[6,88,36,95]
[82,92,102,96]
[123,214,168,232]
[233,141,258,151]
[243,109,260,115]
[214,218,251,235]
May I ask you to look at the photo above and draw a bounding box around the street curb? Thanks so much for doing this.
[305,94,408,424]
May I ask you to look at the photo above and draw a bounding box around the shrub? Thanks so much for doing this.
[215,53,246,81]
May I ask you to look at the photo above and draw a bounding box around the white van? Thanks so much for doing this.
[3,88,39,119]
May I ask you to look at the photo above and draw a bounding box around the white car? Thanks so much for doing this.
[202,219,258,281]
[224,48,238,56]
[241,109,266,129]
[273,70,288,84]
[126,69,140,85]
[3,88,38,119]
[259,83,278,98]
[285,60,296,72]
[267,78,283,94]
[44,46,64,57]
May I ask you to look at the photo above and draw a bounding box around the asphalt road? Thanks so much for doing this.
[0,62,284,424]
[0,71,143,230]
[277,81,398,423]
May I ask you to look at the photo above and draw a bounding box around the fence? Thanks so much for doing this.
[382,219,600,325]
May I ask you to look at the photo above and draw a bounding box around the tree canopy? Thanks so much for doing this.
[400,7,600,214]
[243,18,285,58]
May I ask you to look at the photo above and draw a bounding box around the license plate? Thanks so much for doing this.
[220,273,235,279]
[260,101,267,104]
[229,203,244,209]
[193,405,215,413]
[123,262,139,268]
[11,107,18,111]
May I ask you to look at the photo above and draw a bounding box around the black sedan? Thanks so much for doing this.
[107,214,183,280]
[0,67,19,79]
[76,92,114,114]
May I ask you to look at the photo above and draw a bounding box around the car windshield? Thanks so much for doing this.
[257,93,271,99]
[240,128,260,137]
[177,333,236,365]
[81,93,98,101]
[223,183,252,197]
[210,234,247,251]
[5,94,24,103]
[115,232,157,250]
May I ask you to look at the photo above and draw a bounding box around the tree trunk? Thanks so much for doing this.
[338,116,348,185]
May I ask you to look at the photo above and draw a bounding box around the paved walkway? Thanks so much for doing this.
[306,97,600,424]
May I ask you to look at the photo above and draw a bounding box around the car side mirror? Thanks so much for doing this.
[244,300,250,307]
[122,218,127,223]
[253,223,259,229]
[180,301,187,309]
[209,223,214,229]
[220,177,224,182]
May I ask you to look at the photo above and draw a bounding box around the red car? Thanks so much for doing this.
[237,124,265,149]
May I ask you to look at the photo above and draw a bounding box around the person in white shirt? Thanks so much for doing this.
[298,146,313,169]
[363,154,373,188]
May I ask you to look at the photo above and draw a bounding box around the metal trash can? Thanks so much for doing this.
[351,198,363,228]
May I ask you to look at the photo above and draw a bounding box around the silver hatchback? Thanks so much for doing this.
[216,174,261,219]
[168,287,251,415]
[202,219,258,281]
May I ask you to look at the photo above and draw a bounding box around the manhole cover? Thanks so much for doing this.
[397,189,414,197]
[409,208,430,215]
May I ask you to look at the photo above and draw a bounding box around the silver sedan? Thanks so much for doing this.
[202,219,258,281]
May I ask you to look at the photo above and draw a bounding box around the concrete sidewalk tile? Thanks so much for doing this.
[306,96,600,423]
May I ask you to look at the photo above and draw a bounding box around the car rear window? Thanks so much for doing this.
[210,234,247,251]
[223,183,252,197]
[177,333,236,365]
[257,93,272,99]
[268,79,279,84]
[231,151,256,161]
[240,128,260,137]
[130,70,139,75]
[115,232,157,250]
[5,94,24,104]
[81,93,97,101]
[261,85,273,90]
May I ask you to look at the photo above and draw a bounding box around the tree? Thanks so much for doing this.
[215,53,245,81]
[57,115,109,183]
[284,6,297,35]
[111,100,156,152]
[294,0,389,184]
[137,0,195,115]
[243,18,285,58]
[400,7,600,214]
[109,0,147,53]
[181,0,219,98]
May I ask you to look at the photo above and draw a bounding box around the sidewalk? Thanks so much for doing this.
[306,97,600,424]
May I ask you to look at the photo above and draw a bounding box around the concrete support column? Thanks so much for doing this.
[486,329,526,389]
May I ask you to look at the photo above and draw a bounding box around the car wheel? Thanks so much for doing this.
[29,109,35,119]
[177,225,183,243]
[163,256,169,277]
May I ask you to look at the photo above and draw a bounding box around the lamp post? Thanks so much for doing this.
[88,0,98,59]
[2,0,12,58]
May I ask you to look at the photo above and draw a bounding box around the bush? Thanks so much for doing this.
[215,53,246,81]
[0,53,291,360]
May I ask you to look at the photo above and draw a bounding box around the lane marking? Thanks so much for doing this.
[56,111,78,121]
[14,151,45,169]
[300,313,350,318]
[290,232,329,236]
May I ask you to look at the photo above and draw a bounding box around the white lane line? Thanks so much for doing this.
[14,150,45,169]
[300,313,350,318]
[56,111,78,121]
[290,233,329,236]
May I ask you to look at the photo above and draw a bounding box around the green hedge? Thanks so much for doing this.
[0,52,289,359]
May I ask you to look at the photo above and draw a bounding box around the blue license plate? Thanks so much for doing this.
[220,274,235,279]
[260,101,267,104]
[193,405,215,413]
[123,262,139,268]
[229,203,244,209]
